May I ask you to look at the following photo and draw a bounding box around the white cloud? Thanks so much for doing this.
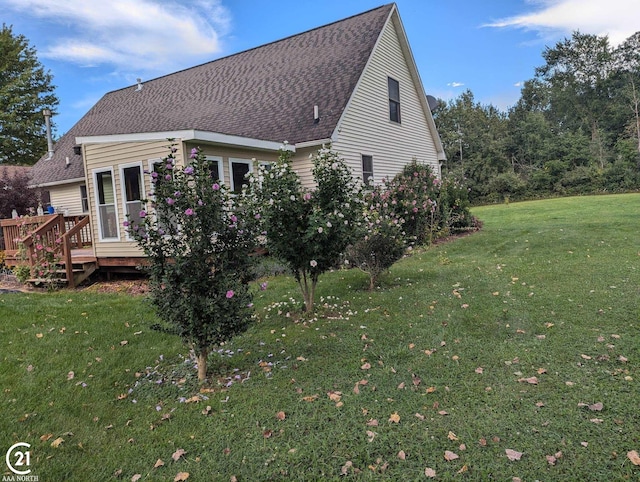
[447,82,465,88]
[1,0,230,72]
[484,0,640,45]
[514,81,523,87]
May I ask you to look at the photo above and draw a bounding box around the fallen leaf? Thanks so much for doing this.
[36,333,43,339]
[414,413,425,421]
[590,418,604,424]
[353,383,360,394]
[448,431,459,441]
[581,354,592,360]
[51,437,64,448]
[438,410,449,416]
[131,475,141,482]
[426,386,437,394]
[459,444,467,451]
[327,391,342,402]
[408,343,415,349]
[506,449,523,461]
[388,412,400,423]
[263,429,273,438]
[627,450,640,465]
[412,374,421,386]
[444,450,459,461]
[340,461,353,476]
[397,382,406,389]
[425,467,437,478]
[479,438,487,446]
[581,442,589,447]
[546,455,557,465]
[537,368,547,375]
[361,362,371,370]
[517,376,539,385]
[397,450,406,460]
[174,472,189,481]
[536,401,545,407]
[457,464,469,474]
[475,367,484,374]
[154,459,165,468]
[588,402,603,411]
[172,448,186,461]
[367,430,376,442]
[366,419,379,426]
[302,394,318,402]
[276,411,286,421]
[202,406,212,415]
[618,355,628,363]
[120,340,128,346]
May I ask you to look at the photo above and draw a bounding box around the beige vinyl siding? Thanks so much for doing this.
[85,140,178,258]
[332,15,440,184]
[49,181,86,216]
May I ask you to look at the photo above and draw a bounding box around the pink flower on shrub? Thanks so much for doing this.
[303,193,312,201]
[230,215,238,223]
[139,210,147,218]
[184,166,194,175]
[310,260,318,267]
[185,208,194,216]
[226,290,234,298]
[36,244,43,250]
[123,220,130,227]
[260,282,268,291]
[190,148,198,159]
[212,183,220,191]
[166,197,175,205]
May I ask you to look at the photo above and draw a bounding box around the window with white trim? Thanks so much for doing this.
[388,77,401,123]
[120,163,144,239]
[362,155,374,185]
[206,156,224,184]
[80,184,89,213]
[93,168,119,240]
[229,158,253,193]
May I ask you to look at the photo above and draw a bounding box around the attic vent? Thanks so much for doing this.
[313,105,319,124]
[136,78,143,91]
[73,145,82,156]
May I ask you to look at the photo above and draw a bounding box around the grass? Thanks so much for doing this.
[1,193,639,481]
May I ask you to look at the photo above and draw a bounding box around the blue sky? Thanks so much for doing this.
[2,0,638,136]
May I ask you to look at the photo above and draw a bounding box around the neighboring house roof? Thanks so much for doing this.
[0,165,31,180]
[32,3,440,187]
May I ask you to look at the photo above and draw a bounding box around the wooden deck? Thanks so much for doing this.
[1,214,97,287]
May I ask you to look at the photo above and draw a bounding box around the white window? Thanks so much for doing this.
[120,162,144,240]
[206,156,224,184]
[92,168,120,241]
[80,184,89,213]
[229,158,253,193]
[388,77,401,123]
[362,155,374,185]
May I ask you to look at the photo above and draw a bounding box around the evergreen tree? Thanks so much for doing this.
[0,24,58,165]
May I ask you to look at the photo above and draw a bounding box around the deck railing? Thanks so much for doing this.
[1,214,93,284]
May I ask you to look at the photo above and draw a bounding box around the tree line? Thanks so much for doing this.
[433,30,640,203]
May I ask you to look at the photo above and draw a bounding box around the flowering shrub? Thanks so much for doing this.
[127,143,258,381]
[346,185,407,289]
[246,146,362,311]
[385,161,474,244]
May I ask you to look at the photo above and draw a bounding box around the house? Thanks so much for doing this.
[5,3,446,281]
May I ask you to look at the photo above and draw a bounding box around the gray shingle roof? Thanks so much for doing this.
[31,4,394,187]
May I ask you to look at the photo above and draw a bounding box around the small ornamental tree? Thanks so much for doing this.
[346,185,407,290]
[127,144,257,381]
[247,146,361,311]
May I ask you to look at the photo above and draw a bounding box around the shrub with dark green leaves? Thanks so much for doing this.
[126,143,258,381]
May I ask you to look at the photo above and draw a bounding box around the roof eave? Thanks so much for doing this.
[76,130,295,152]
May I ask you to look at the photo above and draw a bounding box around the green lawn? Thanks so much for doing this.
[1,194,639,481]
